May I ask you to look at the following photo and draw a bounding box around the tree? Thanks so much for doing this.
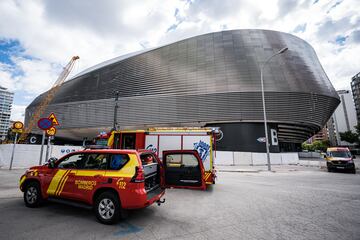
[302,142,313,151]
[301,140,329,152]
[312,140,329,152]
[353,123,360,145]
[339,131,358,144]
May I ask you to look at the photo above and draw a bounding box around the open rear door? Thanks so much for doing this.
[163,150,206,190]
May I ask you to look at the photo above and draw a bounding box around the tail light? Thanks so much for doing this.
[131,166,145,183]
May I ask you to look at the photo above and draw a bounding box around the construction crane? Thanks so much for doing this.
[19,56,80,142]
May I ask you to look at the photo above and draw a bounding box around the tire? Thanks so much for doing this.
[24,181,43,208]
[350,168,356,174]
[94,192,121,224]
[327,167,332,172]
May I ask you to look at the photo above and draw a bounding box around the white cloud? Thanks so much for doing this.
[10,104,26,122]
[0,0,359,120]
[0,63,15,90]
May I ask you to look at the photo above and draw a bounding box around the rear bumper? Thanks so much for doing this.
[122,187,165,209]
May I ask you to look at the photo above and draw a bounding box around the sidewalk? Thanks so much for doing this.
[216,164,326,173]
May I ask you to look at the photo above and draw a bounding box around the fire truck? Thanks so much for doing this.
[101,127,217,188]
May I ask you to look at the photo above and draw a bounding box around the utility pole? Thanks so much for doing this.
[39,131,46,165]
[9,133,18,170]
[113,91,120,130]
[260,47,288,171]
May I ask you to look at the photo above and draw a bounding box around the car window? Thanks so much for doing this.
[82,154,108,170]
[330,151,351,158]
[108,154,130,170]
[58,154,85,169]
[166,153,199,167]
[182,154,199,167]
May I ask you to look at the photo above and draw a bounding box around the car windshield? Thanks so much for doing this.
[330,151,351,158]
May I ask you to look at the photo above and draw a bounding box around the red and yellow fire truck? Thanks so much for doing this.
[104,127,217,187]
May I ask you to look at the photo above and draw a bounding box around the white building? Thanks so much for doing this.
[327,90,357,146]
[334,90,358,132]
[0,86,14,140]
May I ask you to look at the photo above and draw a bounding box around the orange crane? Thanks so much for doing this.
[19,56,79,142]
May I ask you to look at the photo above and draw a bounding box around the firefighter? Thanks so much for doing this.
[144,155,154,164]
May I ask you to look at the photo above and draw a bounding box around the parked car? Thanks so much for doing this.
[325,147,356,174]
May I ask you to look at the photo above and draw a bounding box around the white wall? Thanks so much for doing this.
[0,144,83,169]
[215,151,299,166]
[0,144,301,168]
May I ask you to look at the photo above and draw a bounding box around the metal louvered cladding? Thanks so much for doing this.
[26,29,340,143]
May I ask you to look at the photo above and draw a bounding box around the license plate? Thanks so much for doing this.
[336,166,345,169]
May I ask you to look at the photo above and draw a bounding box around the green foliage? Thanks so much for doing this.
[301,140,330,152]
[353,123,360,145]
[355,123,360,135]
[340,131,358,144]
[302,142,314,151]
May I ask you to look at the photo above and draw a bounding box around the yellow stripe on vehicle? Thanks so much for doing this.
[54,170,70,195]
[75,170,104,177]
[47,169,69,195]
[107,132,114,147]
[204,172,211,181]
[55,170,71,195]
[19,176,26,188]
[57,175,69,196]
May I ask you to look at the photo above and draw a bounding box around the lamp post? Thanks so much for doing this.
[113,91,120,130]
[260,47,288,171]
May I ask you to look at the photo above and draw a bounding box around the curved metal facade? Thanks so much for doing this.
[26,29,340,147]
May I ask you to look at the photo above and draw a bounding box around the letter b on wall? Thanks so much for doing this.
[271,129,278,146]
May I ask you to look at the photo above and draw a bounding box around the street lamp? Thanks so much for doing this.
[113,91,120,130]
[260,47,288,171]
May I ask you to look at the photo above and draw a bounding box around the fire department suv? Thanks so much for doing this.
[20,148,206,224]
[20,149,170,224]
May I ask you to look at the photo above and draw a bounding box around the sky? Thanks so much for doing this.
[0,0,359,122]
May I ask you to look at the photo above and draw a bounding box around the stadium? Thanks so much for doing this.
[26,29,340,152]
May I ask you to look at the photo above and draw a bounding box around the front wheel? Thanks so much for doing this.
[350,168,356,174]
[94,192,121,224]
[24,182,43,208]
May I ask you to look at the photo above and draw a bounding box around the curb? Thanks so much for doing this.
[217,169,261,173]
[218,169,300,173]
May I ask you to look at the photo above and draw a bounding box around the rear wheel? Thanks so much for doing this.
[24,182,42,208]
[94,192,121,224]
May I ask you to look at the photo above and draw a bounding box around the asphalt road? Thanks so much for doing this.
[0,168,359,240]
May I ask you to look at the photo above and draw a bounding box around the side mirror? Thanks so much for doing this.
[48,157,58,168]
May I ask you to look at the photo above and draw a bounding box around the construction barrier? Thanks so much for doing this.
[0,144,83,169]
